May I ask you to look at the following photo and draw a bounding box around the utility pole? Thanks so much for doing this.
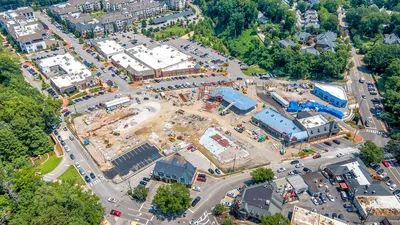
[232,154,236,172]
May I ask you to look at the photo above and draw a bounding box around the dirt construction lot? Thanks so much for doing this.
[72,86,286,176]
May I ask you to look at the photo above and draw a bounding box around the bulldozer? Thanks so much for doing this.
[168,136,176,142]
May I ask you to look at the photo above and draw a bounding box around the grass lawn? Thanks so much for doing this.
[89,87,102,93]
[90,11,105,17]
[242,65,267,76]
[58,165,85,186]
[298,149,316,157]
[38,152,62,175]
[71,91,87,99]
[154,26,187,40]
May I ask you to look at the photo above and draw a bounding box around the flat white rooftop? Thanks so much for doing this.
[128,44,191,70]
[40,53,92,88]
[96,40,124,56]
[297,114,329,129]
[111,53,151,72]
[291,206,347,225]
[314,83,347,101]
[162,61,196,71]
[356,196,400,216]
[105,97,131,108]
[341,160,370,185]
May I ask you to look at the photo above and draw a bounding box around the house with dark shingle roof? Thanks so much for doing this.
[295,31,312,43]
[279,39,296,48]
[300,47,320,55]
[153,153,197,186]
[316,31,338,51]
[384,33,400,44]
[233,182,284,221]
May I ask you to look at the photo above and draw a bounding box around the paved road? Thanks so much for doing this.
[43,153,70,181]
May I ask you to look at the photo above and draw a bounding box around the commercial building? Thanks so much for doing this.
[286,175,308,194]
[0,7,55,53]
[252,108,309,145]
[233,182,284,222]
[92,39,125,59]
[313,83,348,108]
[291,205,348,225]
[153,153,197,186]
[294,111,340,142]
[111,44,200,80]
[354,195,400,222]
[301,171,328,197]
[38,53,97,93]
[209,87,257,115]
[104,97,131,110]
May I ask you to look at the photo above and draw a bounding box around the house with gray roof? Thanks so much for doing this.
[295,31,312,43]
[296,10,320,30]
[384,33,400,44]
[279,39,296,48]
[153,153,197,186]
[316,31,338,51]
[233,182,284,222]
[300,47,320,55]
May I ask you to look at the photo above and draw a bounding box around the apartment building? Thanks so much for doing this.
[296,10,320,29]
[0,7,53,53]
[69,0,102,13]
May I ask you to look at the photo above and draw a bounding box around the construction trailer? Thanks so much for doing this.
[271,92,289,108]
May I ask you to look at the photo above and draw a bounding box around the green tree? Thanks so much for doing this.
[296,2,308,13]
[260,213,290,225]
[213,203,224,216]
[223,216,233,225]
[359,140,384,165]
[132,185,149,202]
[250,167,275,183]
[153,183,191,215]
[141,20,147,28]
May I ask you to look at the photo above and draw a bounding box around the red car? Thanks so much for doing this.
[187,145,194,151]
[313,154,321,159]
[197,176,206,182]
[382,160,390,167]
[110,210,122,217]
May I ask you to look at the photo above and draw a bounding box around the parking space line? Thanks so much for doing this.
[388,167,400,183]
[125,154,130,159]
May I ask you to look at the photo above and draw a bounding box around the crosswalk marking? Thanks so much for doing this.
[89,178,102,186]
[365,129,382,134]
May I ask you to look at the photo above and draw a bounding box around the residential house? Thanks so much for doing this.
[300,47,320,55]
[279,39,296,48]
[384,33,400,44]
[152,153,197,186]
[295,31,312,43]
[316,31,337,51]
[233,182,284,222]
[296,10,320,29]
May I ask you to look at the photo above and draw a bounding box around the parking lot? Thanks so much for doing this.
[104,143,162,179]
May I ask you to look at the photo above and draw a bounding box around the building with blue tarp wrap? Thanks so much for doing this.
[209,87,257,115]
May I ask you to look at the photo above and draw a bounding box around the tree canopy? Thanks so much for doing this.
[359,140,384,165]
[260,213,291,225]
[153,183,191,215]
[250,167,275,183]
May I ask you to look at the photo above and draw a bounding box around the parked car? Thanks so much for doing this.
[90,172,95,179]
[110,210,122,217]
[198,174,206,178]
[75,162,80,168]
[84,175,90,183]
[191,196,201,207]
[208,168,214,174]
[290,160,300,165]
[319,195,327,204]
[288,170,302,175]
[329,178,336,185]
[222,202,232,207]
[340,191,348,200]
[139,181,147,186]
[332,213,337,219]
[390,184,397,191]
[215,168,221,174]
[338,214,344,220]
[343,203,353,208]
[70,154,75,160]
[78,168,85,175]
[295,163,304,168]
[192,186,201,192]
[326,193,334,202]
[311,197,319,205]
[321,171,329,179]
[332,139,341,145]
[277,167,286,173]
[143,177,151,182]
[336,153,344,158]
[372,164,381,171]
[324,141,332,146]
[197,176,206,182]
[303,167,312,173]
[382,160,390,167]
[313,154,321,159]
[108,198,117,203]
[377,169,385,175]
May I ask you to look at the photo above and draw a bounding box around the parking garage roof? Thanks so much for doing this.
[153,10,194,24]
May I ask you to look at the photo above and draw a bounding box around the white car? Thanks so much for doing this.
[390,184,397,191]
[311,197,319,205]
[336,153,344,158]
[75,162,80,168]
[108,198,116,203]
[64,146,70,152]
[227,192,235,198]
[192,186,201,192]
[222,202,232,207]
[326,193,335,202]
[380,172,387,178]
[277,168,286,173]
[295,163,304,168]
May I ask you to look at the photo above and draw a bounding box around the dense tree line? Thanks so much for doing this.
[0,0,65,11]
[350,0,400,11]
[0,46,104,223]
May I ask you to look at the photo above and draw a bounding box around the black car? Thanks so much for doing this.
[343,203,353,208]
[61,140,66,146]
[84,175,91,183]
[332,139,341,145]
[139,181,147,186]
[90,172,96,179]
[332,213,337,219]
[324,141,332,146]
[70,154,75,160]
[346,207,357,212]
[372,164,381,171]
[290,160,300,165]
[323,213,329,217]
[313,154,321,159]
[191,196,201,207]
[377,168,384,175]
[338,214,344,220]
[208,168,215,174]
[303,167,312,173]
[143,177,151,182]
[329,178,336,185]
[198,173,207,178]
